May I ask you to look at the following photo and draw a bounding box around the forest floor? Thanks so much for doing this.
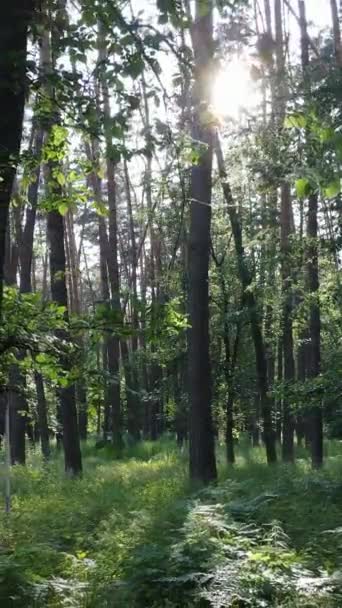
[1,439,342,607]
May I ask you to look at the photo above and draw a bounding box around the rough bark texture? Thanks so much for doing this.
[47,209,82,475]
[0,1,33,313]
[188,0,217,483]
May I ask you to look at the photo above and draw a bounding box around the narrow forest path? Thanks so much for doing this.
[1,440,342,607]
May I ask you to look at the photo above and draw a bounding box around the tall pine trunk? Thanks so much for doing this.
[298,0,323,467]
[188,0,217,483]
[47,207,82,475]
[45,4,82,475]
[0,2,32,313]
[98,23,122,450]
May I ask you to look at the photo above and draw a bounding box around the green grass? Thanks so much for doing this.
[1,439,342,606]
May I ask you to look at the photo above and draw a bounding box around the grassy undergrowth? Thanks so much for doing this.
[1,439,342,607]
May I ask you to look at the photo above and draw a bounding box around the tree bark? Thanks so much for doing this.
[98,23,122,450]
[47,207,82,475]
[0,1,33,314]
[34,371,50,459]
[274,0,295,461]
[188,0,217,483]
[298,0,323,468]
[306,193,322,467]
[280,183,295,462]
[330,0,342,66]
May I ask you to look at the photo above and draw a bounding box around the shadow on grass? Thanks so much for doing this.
[2,439,342,607]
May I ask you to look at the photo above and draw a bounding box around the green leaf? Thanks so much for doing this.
[126,55,145,79]
[284,113,307,129]
[58,202,69,216]
[93,201,109,217]
[56,172,66,186]
[295,178,311,199]
[324,178,341,199]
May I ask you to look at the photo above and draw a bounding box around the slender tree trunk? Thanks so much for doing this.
[64,210,88,440]
[188,0,217,483]
[22,123,50,457]
[306,193,322,467]
[6,121,44,465]
[299,0,323,467]
[122,159,141,441]
[215,136,277,464]
[140,74,164,440]
[276,336,283,442]
[330,0,342,66]
[98,24,122,450]
[274,0,295,462]
[280,183,295,462]
[34,371,50,459]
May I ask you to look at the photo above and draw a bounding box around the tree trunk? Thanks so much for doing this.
[188,0,217,483]
[34,371,50,459]
[0,1,32,313]
[276,336,283,442]
[64,209,88,441]
[215,136,277,464]
[298,0,323,468]
[306,193,322,467]
[47,208,82,475]
[43,2,82,475]
[20,127,44,293]
[274,0,295,462]
[280,183,295,462]
[330,0,342,66]
[98,24,122,450]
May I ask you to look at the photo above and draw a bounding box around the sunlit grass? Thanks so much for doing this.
[1,439,342,606]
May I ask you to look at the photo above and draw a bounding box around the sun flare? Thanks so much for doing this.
[212,58,260,120]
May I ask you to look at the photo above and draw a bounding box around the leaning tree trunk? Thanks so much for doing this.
[0,1,33,314]
[188,0,217,483]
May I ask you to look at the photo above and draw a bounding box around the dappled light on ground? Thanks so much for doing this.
[1,440,342,607]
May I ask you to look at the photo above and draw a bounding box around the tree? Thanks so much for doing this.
[0,2,34,314]
[45,2,82,476]
[274,0,295,462]
[188,0,217,483]
[298,0,323,468]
